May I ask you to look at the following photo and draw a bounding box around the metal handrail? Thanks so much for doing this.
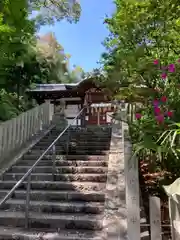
[0,107,85,228]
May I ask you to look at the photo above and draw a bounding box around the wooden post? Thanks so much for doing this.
[97,107,100,126]
[82,102,85,127]
[149,196,162,240]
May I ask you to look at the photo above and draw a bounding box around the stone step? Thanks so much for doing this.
[35,141,111,147]
[0,190,105,202]
[0,181,106,191]
[9,166,108,174]
[46,129,111,133]
[0,211,103,230]
[3,173,107,182]
[69,133,111,137]
[0,127,111,238]
[51,127,110,131]
[0,226,104,240]
[40,138,111,143]
[42,135,111,140]
[15,160,108,167]
[40,139,111,146]
[49,134,111,139]
[53,127,111,131]
[32,145,110,151]
[22,155,108,161]
[25,150,110,156]
[61,125,110,128]
[50,129,111,134]
[2,199,104,214]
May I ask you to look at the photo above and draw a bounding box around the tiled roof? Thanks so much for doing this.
[28,77,94,92]
[29,84,67,91]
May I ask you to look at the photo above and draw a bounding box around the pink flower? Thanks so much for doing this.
[167,111,173,117]
[135,113,142,120]
[168,64,175,73]
[161,73,167,79]
[153,99,159,106]
[154,107,161,115]
[178,59,180,63]
[156,114,164,123]
[154,59,159,65]
[161,66,167,70]
[161,96,167,102]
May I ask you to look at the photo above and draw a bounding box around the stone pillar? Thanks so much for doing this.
[53,99,67,130]
[103,120,128,239]
[45,99,54,123]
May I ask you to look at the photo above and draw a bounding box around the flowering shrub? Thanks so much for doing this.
[135,59,180,124]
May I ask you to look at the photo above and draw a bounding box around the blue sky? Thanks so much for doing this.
[39,0,114,72]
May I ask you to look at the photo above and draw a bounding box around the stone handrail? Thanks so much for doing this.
[0,102,54,162]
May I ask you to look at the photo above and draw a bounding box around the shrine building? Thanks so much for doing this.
[27,77,118,126]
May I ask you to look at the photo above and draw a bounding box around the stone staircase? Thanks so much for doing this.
[0,126,112,239]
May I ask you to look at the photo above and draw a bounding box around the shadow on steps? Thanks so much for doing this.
[0,126,113,240]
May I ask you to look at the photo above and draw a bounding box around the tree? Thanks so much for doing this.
[0,0,35,69]
[30,0,81,26]
[0,0,81,70]
[0,0,82,120]
[100,0,180,197]
[35,32,69,83]
[101,0,180,101]
[70,65,85,82]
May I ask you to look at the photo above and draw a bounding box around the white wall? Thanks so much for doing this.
[67,119,81,126]
[106,112,113,123]
[64,104,81,125]
[64,105,79,118]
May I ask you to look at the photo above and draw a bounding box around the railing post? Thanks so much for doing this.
[52,145,56,181]
[76,113,78,126]
[81,106,85,127]
[77,110,80,127]
[66,127,70,155]
[25,174,31,229]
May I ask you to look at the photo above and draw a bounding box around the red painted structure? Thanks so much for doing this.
[84,88,116,125]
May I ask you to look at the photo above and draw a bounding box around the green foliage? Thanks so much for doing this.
[101,0,180,99]
[0,89,36,121]
[101,0,180,191]
[30,0,81,26]
[34,33,71,83]
[0,90,22,121]
[0,0,82,122]
[0,0,35,69]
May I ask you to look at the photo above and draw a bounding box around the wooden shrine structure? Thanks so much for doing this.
[27,77,117,126]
